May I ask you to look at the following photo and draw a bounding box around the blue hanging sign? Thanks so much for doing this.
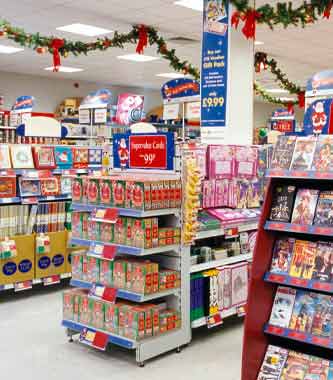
[271,108,295,120]
[161,79,200,103]
[113,132,174,170]
[201,0,229,128]
[306,70,333,97]
[270,108,295,133]
[80,89,112,109]
[12,96,34,112]
[303,98,333,135]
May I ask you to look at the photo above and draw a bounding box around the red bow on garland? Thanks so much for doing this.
[231,9,261,39]
[323,2,333,19]
[50,38,65,72]
[298,91,305,108]
[287,102,294,113]
[136,25,148,55]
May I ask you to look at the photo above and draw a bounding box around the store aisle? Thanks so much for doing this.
[0,286,243,380]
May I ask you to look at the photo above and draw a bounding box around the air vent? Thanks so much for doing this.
[167,36,199,45]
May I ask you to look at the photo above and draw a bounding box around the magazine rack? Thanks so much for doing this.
[241,170,333,380]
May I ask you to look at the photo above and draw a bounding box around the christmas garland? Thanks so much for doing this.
[0,20,200,78]
[229,0,333,39]
[254,82,298,111]
[254,52,305,107]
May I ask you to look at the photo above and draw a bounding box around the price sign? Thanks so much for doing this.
[113,132,174,170]
[14,280,32,292]
[22,197,39,204]
[79,328,108,351]
[202,96,224,108]
[89,244,117,261]
[89,283,117,303]
[43,275,60,286]
[207,313,223,328]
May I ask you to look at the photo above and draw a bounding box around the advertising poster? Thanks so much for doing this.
[115,93,144,126]
[201,0,229,128]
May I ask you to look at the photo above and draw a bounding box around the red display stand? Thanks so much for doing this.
[241,171,333,380]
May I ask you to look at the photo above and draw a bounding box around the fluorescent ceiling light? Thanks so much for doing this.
[266,88,288,94]
[174,0,203,11]
[117,54,159,62]
[156,73,187,79]
[56,23,112,37]
[0,45,24,54]
[279,97,296,101]
[254,41,264,46]
[44,66,84,73]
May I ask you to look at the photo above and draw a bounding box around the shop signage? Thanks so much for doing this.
[201,0,229,127]
[115,93,144,126]
[161,78,200,103]
[113,132,174,170]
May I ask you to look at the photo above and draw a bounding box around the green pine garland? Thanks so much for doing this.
[254,82,297,106]
[229,0,333,29]
[0,20,200,80]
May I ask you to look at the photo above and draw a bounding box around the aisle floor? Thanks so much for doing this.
[0,285,243,380]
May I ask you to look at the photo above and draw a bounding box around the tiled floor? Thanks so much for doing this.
[0,285,243,380]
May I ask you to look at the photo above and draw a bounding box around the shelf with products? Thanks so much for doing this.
[241,135,333,380]
[191,253,252,274]
[63,133,190,366]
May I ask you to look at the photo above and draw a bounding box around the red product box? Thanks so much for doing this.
[0,176,16,198]
[32,146,56,169]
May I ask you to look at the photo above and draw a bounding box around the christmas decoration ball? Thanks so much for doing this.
[36,46,46,54]
[259,128,267,138]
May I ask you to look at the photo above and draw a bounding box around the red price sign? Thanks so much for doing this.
[129,135,167,169]
[271,120,294,133]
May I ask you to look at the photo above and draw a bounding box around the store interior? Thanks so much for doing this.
[2,1,333,380]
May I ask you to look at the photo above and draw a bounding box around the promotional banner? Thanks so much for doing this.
[80,89,112,109]
[161,79,200,103]
[113,132,174,170]
[201,0,229,128]
[306,70,333,98]
[115,93,144,126]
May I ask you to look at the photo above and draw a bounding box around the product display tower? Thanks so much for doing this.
[62,136,191,366]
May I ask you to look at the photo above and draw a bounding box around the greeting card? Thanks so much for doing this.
[40,178,60,196]
[0,145,12,169]
[55,146,73,169]
[73,147,88,169]
[19,178,41,197]
[10,145,34,169]
[32,146,56,169]
[88,148,103,166]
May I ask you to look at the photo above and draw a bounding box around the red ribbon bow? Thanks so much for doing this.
[50,38,65,72]
[231,11,244,29]
[298,91,305,108]
[242,10,261,39]
[136,25,148,55]
[323,3,333,19]
[287,102,294,113]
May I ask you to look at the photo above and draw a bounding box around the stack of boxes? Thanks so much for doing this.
[72,212,181,249]
[72,253,180,295]
[63,289,181,340]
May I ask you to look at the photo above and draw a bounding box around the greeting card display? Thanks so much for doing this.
[0,145,12,169]
[290,137,316,171]
[291,189,319,225]
[40,177,60,196]
[19,178,41,197]
[55,146,73,169]
[234,146,258,179]
[73,147,88,169]
[0,176,16,198]
[207,145,234,179]
[10,145,34,169]
[32,146,56,169]
[88,148,103,166]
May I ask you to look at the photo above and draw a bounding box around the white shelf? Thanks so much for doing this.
[190,253,252,273]
[195,221,258,240]
[191,305,245,329]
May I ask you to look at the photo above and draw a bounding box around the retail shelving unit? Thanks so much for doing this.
[62,143,191,366]
[241,169,333,380]
[190,220,257,330]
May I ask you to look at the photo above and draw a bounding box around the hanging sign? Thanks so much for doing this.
[185,101,201,119]
[270,108,295,133]
[163,103,180,120]
[306,70,333,98]
[303,98,333,135]
[161,79,200,103]
[113,132,174,170]
[12,96,34,112]
[80,89,112,109]
[115,93,144,126]
[201,0,229,128]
